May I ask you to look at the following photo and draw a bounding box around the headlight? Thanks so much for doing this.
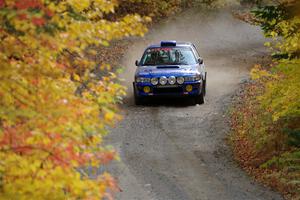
[136,77,150,83]
[151,77,159,85]
[168,76,176,85]
[194,74,202,81]
[159,76,168,85]
[177,77,184,84]
[184,74,202,82]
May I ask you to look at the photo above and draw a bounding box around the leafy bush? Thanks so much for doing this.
[251,0,300,136]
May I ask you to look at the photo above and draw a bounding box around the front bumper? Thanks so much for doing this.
[134,81,203,97]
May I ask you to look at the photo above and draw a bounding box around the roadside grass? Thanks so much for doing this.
[229,80,300,199]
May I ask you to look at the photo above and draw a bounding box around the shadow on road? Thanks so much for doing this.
[129,96,201,107]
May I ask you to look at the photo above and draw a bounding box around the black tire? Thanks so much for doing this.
[203,79,206,96]
[134,94,143,105]
[203,72,207,96]
[195,80,205,105]
[133,85,143,105]
[195,92,204,104]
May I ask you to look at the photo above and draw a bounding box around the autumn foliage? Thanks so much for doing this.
[0,0,153,199]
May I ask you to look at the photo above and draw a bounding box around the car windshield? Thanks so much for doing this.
[140,47,197,66]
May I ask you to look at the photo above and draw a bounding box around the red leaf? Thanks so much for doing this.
[18,13,28,20]
[97,151,116,164]
[45,9,53,17]
[31,17,46,26]
[15,0,42,10]
[0,0,5,8]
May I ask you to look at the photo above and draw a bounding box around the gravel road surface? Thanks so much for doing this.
[105,6,283,200]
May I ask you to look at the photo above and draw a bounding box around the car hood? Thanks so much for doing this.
[135,65,198,77]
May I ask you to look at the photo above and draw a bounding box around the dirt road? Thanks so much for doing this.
[105,6,283,200]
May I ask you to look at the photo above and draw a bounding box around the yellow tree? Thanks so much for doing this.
[0,0,149,199]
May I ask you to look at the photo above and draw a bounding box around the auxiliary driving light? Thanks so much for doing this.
[159,76,168,85]
[168,76,176,85]
[177,77,184,84]
[186,85,193,92]
[151,77,159,85]
[143,86,151,93]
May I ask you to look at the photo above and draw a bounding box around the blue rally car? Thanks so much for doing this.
[133,41,207,105]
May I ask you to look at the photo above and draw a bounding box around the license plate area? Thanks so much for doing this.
[153,85,182,94]
[156,85,179,88]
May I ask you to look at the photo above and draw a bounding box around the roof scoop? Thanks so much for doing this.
[156,65,179,69]
[160,40,176,47]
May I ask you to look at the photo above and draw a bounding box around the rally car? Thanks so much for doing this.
[133,41,207,105]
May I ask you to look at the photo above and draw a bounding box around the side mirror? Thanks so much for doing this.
[198,58,203,64]
[135,60,139,66]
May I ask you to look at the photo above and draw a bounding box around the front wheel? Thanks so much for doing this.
[203,72,207,96]
[195,92,204,104]
[134,94,143,105]
[195,81,205,104]
[133,85,143,105]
